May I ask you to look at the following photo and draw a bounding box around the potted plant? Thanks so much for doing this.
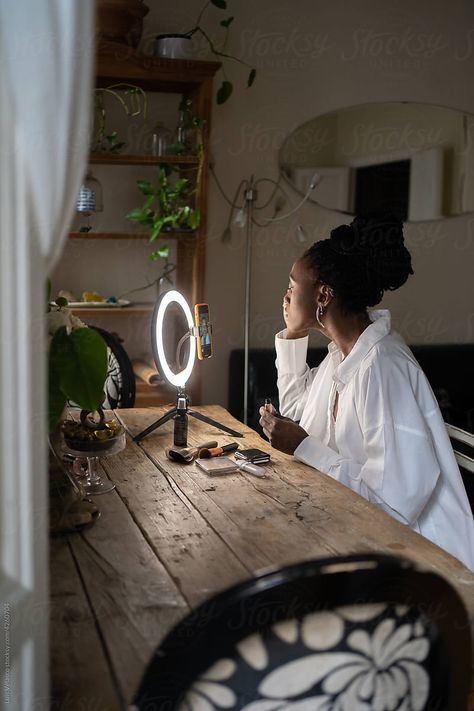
[48,292,108,433]
[154,0,256,104]
[123,101,204,296]
[121,166,198,297]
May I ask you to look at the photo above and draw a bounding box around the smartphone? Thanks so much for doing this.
[194,303,213,360]
[234,448,270,464]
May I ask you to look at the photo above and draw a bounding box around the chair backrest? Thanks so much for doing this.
[90,326,136,408]
[446,423,474,474]
[446,423,474,513]
[133,553,471,711]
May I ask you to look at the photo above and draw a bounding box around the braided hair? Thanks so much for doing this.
[304,214,414,313]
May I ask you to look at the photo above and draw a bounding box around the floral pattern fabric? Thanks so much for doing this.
[177,604,432,711]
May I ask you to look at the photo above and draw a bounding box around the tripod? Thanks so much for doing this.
[133,390,243,443]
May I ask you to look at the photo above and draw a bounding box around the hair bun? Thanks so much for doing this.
[330,214,404,257]
[328,213,413,294]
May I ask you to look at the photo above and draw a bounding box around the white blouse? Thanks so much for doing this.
[275,309,474,570]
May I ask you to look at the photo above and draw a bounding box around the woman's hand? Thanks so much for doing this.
[259,406,308,455]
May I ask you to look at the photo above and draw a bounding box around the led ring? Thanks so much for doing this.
[152,290,196,388]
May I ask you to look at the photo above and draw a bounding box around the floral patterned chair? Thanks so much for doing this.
[132,554,471,711]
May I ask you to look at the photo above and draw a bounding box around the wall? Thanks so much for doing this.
[56,0,474,407]
[192,0,474,408]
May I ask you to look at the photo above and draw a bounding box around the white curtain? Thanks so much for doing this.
[0,1,94,707]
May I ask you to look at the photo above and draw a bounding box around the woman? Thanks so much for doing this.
[259,215,474,570]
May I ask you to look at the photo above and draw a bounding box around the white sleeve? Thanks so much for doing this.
[275,329,319,422]
[294,361,441,525]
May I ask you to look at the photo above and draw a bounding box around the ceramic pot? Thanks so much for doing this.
[154,35,193,59]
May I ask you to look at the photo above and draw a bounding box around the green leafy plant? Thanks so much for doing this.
[93,83,147,153]
[124,102,204,296]
[155,0,256,104]
[48,292,108,432]
[127,166,201,243]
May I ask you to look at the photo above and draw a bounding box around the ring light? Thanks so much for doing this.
[134,290,242,443]
[152,290,196,389]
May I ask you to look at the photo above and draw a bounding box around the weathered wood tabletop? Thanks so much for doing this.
[50,405,474,710]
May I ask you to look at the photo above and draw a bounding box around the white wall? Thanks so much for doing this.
[178,0,474,407]
[57,0,474,408]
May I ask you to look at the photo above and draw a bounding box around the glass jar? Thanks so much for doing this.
[151,122,173,157]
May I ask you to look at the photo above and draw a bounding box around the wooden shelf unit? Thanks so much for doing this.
[78,42,219,406]
[134,380,175,408]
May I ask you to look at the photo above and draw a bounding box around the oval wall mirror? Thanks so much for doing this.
[279,102,474,222]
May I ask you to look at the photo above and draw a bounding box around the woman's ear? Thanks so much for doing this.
[320,284,334,307]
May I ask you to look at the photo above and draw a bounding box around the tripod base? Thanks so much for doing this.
[133,408,243,443]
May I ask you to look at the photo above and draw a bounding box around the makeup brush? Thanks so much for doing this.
[167,441,218,464]
[198,442,239,458]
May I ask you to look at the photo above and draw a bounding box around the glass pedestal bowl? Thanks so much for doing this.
[61,412,125,495]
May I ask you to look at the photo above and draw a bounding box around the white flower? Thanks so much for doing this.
[176,607,430,711]
[178,659,237,711]
[320,618,430,711]
[48,306,86,336]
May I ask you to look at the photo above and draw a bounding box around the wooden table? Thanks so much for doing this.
[50,406,474,710]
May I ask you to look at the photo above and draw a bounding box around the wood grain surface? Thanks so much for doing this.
[50,406,474,710]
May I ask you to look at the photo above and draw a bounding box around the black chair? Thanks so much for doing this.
[90,326,135,408]
[446,422,474,512]
[133,553,471,711]
[229,345,474,433]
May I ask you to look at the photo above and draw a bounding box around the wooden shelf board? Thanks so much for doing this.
[96,41,221,92]
[70,303,154,316]
[89,153,199,166]
[69,231,196,241]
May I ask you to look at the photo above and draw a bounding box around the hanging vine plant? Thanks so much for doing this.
[92,83,147,153]
[155,0,256,104]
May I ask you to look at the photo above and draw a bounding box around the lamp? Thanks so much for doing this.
[76,170,103,231]
[213,168,319,424]
[133,290,243,443]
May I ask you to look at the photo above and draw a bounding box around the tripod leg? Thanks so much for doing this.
[188,411,243,438]
[133,408,177,443]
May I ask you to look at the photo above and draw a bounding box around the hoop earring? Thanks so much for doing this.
[316,304,325,329]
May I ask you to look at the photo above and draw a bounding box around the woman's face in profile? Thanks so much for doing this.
[284,257,318,332]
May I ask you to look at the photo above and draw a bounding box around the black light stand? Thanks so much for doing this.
[133,389,243,443]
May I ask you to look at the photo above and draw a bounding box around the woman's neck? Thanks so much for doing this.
[324,310,371,358]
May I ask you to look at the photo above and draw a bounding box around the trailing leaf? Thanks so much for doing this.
[220,16,234,27]
[217,80,233,104]
[248,68,257,87]
[188,209,201,230]
[137,179,154,195]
